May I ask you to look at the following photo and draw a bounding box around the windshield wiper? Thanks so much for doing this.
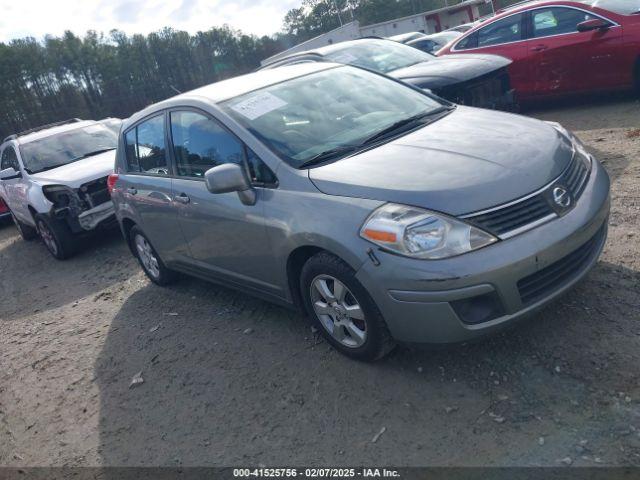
[360,106,453,146]
[70,147,116,162]
[298,144,361,169]
[297,106,453,169]
[34,164,69,173]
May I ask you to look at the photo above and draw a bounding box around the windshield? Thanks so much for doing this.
[578,0,640,14]
[324,39,434,74]
[222,66,445,168]
[431,32,462,44]
[20,124,117,174]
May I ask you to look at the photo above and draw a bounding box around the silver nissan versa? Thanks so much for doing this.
[109,63,610,361]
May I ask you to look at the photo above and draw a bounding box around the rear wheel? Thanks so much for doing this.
[129,226,175,285]
[300,252,395,361]
[35,214,78,260]
[634,59,640,95]
[10,211,37,241]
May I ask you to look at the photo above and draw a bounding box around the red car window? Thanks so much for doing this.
[532,7,599,38]
[477,13,524,47]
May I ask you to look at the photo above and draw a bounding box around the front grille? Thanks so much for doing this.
[435,68,510,108]
[466,194,553,236]
[560,151,589,198]
[464,153,591,238]
[467,70,510,108]
[517,226,604,306]
[79,176,110,208]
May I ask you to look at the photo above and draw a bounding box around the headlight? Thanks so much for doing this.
[546,121,592,168]
[42,185,75,207]
[360,204,498,260]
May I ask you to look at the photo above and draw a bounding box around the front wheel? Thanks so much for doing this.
[300,252,395,361]
[35,214,78,260]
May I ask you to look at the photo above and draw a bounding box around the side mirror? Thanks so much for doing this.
[0,167,21,180]
[577,18,612,32]
[204,163,256,206]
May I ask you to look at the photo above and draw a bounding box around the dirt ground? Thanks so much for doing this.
[1,93,639,468]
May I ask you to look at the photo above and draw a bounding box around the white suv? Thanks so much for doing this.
[0,119,119,259]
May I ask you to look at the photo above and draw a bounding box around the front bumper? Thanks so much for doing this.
[433,67,515,111]
[355,158,610,344]
[471,88,515,111]
[77,201,116,230]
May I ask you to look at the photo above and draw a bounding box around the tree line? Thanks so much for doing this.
[0,0,519,140]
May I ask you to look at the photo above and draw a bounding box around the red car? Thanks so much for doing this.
[437,0,640,101]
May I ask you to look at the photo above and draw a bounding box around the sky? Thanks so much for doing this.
[0,0,302,42]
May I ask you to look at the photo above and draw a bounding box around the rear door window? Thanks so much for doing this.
[532,7,599,38]
[477,13,524,47]
[124,115,169,175]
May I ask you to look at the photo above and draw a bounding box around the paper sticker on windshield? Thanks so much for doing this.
[231,92,287,120]
[330,52,357,64]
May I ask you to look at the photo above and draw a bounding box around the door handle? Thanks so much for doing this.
[126,187,138,195]
[532,44,548,52]
[175,193,190,204]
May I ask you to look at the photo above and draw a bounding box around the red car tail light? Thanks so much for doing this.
[107,174,119,195]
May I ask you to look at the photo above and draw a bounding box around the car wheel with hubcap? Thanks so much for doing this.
[10,211,37,240]
[310,275,368,349]
[35,214,78,260]
[301,251,395,361]
[129,226,175,285]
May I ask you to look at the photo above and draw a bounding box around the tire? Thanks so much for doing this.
[35,214,78,260]
[10,210,38,241]
[300,252,396,361]
[634,60,640,96]
[129,226,176,286]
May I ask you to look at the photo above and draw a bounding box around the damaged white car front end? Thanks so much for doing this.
[31,150,118,234]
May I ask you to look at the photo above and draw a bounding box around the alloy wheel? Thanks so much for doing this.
[37,220,58,256]
[310,275,367,348]
[134,234,160,279]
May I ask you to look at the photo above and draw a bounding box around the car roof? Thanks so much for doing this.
[388,32,427,43]
[265,38,397,67]
[123,62,337,129]
[307,38,393,56]
[15,120,100,145]
[493,0,616,16]
[460,0,616,36]
[411,31,461,43]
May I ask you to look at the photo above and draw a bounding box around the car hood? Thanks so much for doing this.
[29,150,116,188]
[390,54,511,88]
[308,107,574,216]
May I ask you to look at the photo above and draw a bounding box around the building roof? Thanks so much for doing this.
[360,0,487,30]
